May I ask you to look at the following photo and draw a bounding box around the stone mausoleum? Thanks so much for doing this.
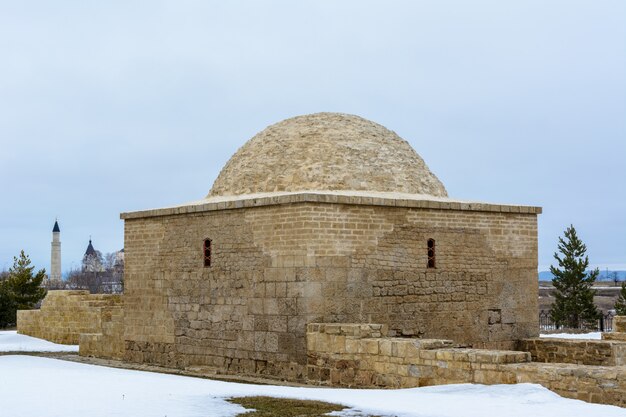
[21,114,626,406]
[117,112,540,378]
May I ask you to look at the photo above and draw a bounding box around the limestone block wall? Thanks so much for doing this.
[79,304,125,360]
[307,323,626,408]
[603,332,626,342]
[510,362,626,407]
[121,195,539,380]
[17,290,122,345]
[306,323,530,388]
[518,338,626,366]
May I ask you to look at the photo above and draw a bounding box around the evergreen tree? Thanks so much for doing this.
[0,279,17,328]
[615,282,626,316]
[0,251,47,328]
[550,225,601,329]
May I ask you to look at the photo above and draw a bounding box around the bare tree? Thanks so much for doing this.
[42,276,66,290]
[103,252,117,271]
[609,271,620,287]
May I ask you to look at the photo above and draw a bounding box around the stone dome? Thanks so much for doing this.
[208,113,448,198]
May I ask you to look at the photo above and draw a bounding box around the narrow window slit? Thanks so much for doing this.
[203,239,212,267]
[427,238,436,268]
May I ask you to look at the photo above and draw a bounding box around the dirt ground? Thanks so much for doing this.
[539,282,622,313]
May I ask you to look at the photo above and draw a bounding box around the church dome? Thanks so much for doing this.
[208,112,448,198]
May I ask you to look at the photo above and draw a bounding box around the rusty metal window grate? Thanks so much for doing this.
[203,239,212,267]
[427,238,436,268]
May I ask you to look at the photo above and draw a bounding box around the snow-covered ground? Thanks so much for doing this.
[540,332,602,340]
[0,330,78,352]
[1,355,624,417]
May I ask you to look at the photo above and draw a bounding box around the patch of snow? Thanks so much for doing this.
[540,332,602,340]
[123,189,535,217]
[170,190,492,207]
[0,331,79,352]
[0,355,625,417]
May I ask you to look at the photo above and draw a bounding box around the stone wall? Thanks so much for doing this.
[79,304,125,360]
[518,337,626,366]
[17,290,122,345]
[120,195,539,380]
[306,323,530,388]
[510,362,626,406]
[307,323,626,408]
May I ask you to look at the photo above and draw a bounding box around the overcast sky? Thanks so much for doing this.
[0,1,624,274]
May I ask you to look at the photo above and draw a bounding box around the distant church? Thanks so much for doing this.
[82,238,104,272]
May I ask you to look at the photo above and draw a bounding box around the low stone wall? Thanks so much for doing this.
[510,362,626,406]
[307,323,626,408]
[603,332,626,342]
[518,338,626,366]
[17,290,122,345]
[306,323,530,388]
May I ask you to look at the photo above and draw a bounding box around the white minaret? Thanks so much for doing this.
[51,220,61,281]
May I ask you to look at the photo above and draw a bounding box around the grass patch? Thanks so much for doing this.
[228,396,348,417]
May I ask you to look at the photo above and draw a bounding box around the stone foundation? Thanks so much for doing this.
[307,323,626,407]
[17,290,122,345]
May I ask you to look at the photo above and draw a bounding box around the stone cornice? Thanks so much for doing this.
[121,191,542,220]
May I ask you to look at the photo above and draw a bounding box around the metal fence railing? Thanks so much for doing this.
[539,310,615,332]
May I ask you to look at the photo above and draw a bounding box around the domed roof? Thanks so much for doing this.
[208,113,447,198]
